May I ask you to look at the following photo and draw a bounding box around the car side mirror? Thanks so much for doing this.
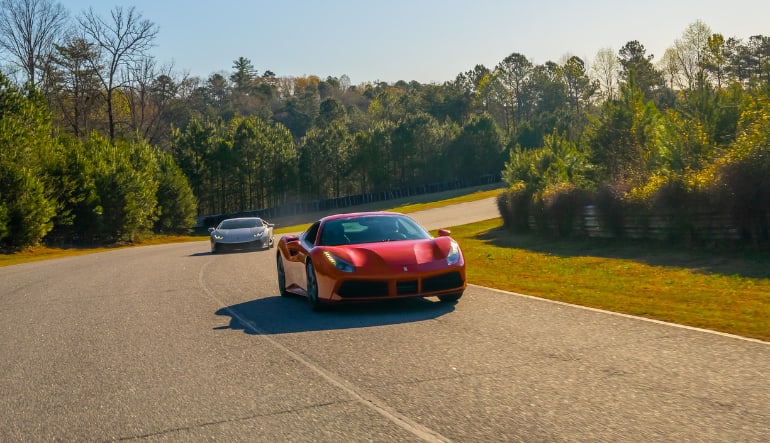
[437,229,451,237]
[208,227,215,232]
[284,234,300,256]
[267,223,275,228]
[284,234,299,243]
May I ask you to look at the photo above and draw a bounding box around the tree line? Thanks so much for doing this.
[497,25,770,246]
[1,0,769,249]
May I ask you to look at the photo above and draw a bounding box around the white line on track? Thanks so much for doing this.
[473,284,769,345]
[197,260,453,443]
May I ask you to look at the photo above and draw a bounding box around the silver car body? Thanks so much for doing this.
[209,217,274,253]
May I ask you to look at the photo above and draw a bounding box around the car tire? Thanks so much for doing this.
[306,262,324,311]
[277,255,290,297]
[438,292,463,303]
[211,243,218,254]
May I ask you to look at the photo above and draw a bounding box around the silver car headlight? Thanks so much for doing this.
[254,231,263,238]
[213,233,224,240]
[446,240,461,265]
[323,251,355,273]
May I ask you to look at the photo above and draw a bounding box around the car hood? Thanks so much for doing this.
[330,237,455,270]
[214,227,266,240]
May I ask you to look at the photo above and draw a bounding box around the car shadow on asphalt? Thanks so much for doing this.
[214,295,456,334]
[189,249,272,257]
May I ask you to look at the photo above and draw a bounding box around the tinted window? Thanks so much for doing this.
[303,222,320,246]
[319,220,348,246]
[219,218,263,229]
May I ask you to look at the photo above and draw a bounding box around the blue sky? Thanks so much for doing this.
[63,0,769,85]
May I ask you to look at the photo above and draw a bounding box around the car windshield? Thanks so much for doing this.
[319,215,431,246]
[219,218,263,229]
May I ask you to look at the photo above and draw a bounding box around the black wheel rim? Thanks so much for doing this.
[277,256,286,292]
[306,264,318,305]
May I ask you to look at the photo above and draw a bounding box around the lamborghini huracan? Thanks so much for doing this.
[209,217,274,253]
[276,212,465,310]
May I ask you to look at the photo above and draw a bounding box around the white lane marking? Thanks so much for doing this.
[474,284,769,345]
[198,261,452,443]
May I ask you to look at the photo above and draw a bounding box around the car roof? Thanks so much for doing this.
[222,217,262,221]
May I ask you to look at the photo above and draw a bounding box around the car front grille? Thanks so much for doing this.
[396,280,419,295]
[336,271,464,299]
[216,240,265,252]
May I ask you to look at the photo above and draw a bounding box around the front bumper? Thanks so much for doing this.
[212,239,269,252]
[321,266,466,302]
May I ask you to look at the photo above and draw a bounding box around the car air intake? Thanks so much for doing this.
[422,272,464,292]
[337,280,389,298]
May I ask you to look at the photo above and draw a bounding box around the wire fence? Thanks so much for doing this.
[196,175,501,232]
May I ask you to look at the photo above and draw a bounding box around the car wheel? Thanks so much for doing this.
[306,262,323,311]
[211,243,218,254]
[277,255,290,297]
[438,292,463,303]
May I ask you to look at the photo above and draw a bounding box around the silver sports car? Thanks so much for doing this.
[208,217,275,253]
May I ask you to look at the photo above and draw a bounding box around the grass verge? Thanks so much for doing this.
[451,219,770,342]
[0,235,202,267]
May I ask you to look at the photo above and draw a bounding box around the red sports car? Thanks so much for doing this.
[276,211,466,310]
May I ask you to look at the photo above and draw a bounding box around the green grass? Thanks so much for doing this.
[386,187,504,213]
[450,219,770,342]
[0,235,202,267]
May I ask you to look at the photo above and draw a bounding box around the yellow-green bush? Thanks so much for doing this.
[535,182,591,237]
[708,95,770,244]
[496,182,531,232]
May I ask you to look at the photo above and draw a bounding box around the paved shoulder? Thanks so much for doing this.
[409,197,499,231]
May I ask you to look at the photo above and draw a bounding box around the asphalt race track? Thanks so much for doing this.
[1,199,768,442]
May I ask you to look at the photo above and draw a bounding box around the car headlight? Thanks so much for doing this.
[323,251,355,273]
[213,233,224,240]
[254,231,263,238]
[446,240,461,265]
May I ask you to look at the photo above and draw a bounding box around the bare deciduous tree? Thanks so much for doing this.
[671,20,713,90]
[125,58,180,145]
[590,47,619,102]
[77,6,158,142]
[0,0,68,87]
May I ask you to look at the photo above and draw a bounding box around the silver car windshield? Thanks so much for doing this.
[219,218,263,229]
